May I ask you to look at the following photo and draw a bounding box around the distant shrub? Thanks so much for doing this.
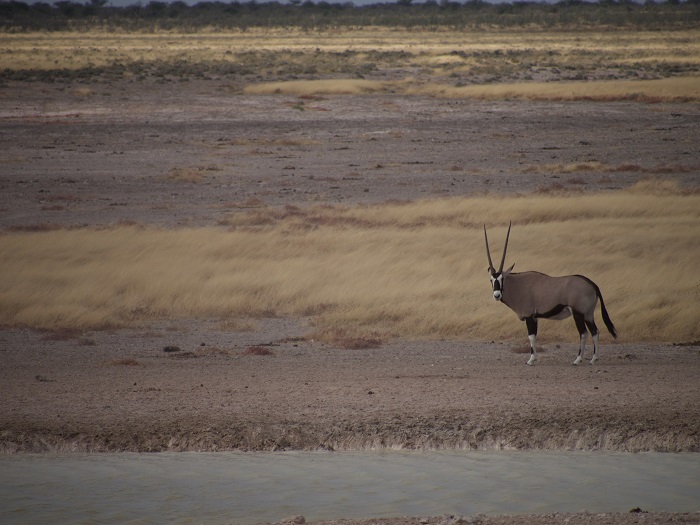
[0,1,697,31]
[107,358,141,366]
[243,346,275,356]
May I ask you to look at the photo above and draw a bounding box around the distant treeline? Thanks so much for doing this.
[1,0,698,31]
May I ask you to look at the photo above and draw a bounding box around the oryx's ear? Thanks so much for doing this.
[503,263,515,277]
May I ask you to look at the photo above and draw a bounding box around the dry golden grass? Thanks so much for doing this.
[1,182,698,343]
[246,76,700,102]
[416,76,700,102]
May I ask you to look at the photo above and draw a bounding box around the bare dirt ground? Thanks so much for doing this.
[1,79,699,524]
[2,317,700,453]
[1,80,698,231]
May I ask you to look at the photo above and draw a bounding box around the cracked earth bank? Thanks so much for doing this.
[1,80,699,525]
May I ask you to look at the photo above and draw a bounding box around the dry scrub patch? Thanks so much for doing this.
[245,79,391,96]
[168,165,223,183]
[3,30,699,102]
[524,162,699,176]
[4,29,699,72]
[106,358,141,366]
[246,76,700,103]
[243,346,275,356]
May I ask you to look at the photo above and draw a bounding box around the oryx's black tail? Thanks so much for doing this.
[598,291,617,339]
[577,275,617,339]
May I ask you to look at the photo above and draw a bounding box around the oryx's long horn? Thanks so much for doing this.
[484,224,495,271]
[498,221,512,272]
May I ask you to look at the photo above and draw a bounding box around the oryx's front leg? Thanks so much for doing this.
[525,317,537,366]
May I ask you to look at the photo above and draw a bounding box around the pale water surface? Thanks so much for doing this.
[1,451,698,525]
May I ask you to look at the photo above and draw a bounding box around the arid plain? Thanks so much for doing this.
[1,29,699,525]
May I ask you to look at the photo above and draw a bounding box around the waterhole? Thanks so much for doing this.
[1,451,697,524]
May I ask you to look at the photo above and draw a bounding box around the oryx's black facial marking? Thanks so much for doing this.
[489,271,504,301]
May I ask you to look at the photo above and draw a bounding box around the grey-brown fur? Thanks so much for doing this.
[500,272,597,322]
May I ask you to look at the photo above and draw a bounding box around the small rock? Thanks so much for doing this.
[163,345,181,353]
[439,514,470,525]
[281,516,305,524]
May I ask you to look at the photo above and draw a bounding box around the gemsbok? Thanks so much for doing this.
[484,222,617,366]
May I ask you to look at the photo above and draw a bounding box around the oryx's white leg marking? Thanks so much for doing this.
[590,333,599,364]
[525,317,538,366]
[527,334,537,366]
[573,332,588,366]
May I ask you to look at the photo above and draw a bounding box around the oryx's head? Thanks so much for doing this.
[484,222,515,302]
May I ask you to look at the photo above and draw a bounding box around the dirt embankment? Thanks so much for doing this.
[257,512,700,525]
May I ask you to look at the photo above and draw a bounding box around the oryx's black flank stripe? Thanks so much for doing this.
[533,304,568,320]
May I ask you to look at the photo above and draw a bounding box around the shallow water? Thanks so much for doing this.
[1,451,698,525]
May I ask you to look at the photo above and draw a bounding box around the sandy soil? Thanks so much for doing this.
[1,79,699,524]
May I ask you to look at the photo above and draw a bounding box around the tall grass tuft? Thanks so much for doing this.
[1,183,698,343]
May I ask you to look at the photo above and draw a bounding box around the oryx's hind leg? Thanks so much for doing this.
[525,317,538,366]
[572,312,588,366]
[585,318,600,365]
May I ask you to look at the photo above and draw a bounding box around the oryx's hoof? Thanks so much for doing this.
[590,355,598,365]
[526,356,537,366]
[572,356,583,366]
